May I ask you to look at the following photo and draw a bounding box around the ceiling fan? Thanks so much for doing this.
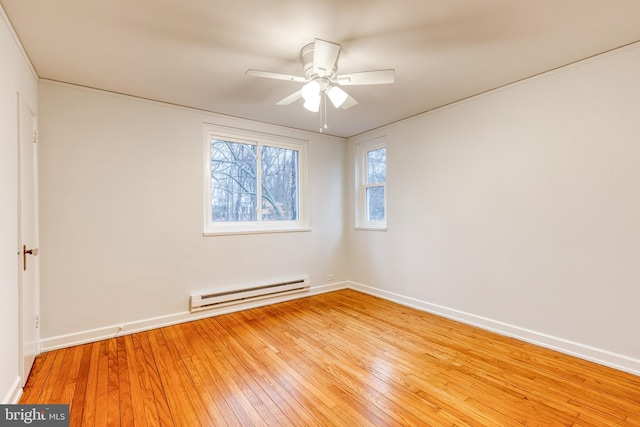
[246,38,395,112]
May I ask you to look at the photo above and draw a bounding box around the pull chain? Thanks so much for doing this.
[320,92,328,132]
[319,95,323,132]
[324,92,328,131]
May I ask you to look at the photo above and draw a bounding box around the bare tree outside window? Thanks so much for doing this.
[355,137,386,230]
[261,146,299,221]
[366,147,386,222]
[211,140,258,222]
[210,139,300,223]
[205,126,308,235]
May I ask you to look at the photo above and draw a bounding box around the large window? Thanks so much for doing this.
[356,137,387,230]
[204,125,308,235]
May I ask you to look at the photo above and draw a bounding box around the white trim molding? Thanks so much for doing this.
[203,123,310,236]
[39,280,640,377]
[2,376,23,404]
[354,136,387,230]
[348,281,640,377]
[0,4,38,79]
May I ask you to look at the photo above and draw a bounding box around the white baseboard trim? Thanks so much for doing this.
[39,280,640,377]
[347,281,640,377]
[2,376,23,404]
[40,282,348,352]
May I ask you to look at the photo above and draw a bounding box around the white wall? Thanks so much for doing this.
[17,18,640,382]
[347,43,640,374]
[0,7,38,403]
[38,81,347,347]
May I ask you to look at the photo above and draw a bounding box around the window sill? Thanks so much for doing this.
[354,226,387,232]
[204,227,311,237]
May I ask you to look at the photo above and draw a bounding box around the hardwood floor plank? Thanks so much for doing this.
[47,346,75,404]
[250,302,449,426]
[138,332,174,426]
[20,290,640,426]
[235,317,370,427]
[66,345,91,426]
[125,333,158,426]
[194,319,312,426]
[93,341,110,426]
[239,305,398,425]
[116,336,134,427]
[35,344,66,404]
[146,328,199,427]
[181,320,292,426]
[64,346,86,406]
[165,323,245,426]
[106,338,120,427]
[20,348,57,403]
[203,316,331,426]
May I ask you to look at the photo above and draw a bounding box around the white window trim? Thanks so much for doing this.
[203,124,310,236]
[355,136,387,231]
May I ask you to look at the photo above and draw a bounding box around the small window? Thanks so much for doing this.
[204,125,309,235]
[356,137,387,230]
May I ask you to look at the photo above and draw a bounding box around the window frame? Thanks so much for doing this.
[355,136,387,231]
[203,124,309,236]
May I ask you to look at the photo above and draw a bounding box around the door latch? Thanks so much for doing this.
[23,245,39,271]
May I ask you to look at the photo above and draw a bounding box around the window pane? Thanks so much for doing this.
[210,140,257,222]
[366,186,385,222]
[261,145,299,221]
[367,148,386,184]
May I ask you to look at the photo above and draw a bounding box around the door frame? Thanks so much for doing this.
[16,92,40,387]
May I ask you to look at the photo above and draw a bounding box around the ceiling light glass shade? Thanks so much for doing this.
[326,85,348,108]
[301,80,321,101]
[303,95,321,112]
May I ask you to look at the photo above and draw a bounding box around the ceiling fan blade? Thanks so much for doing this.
[336,69,395,85]
[313,39,340,77]
[340,95,358,110]
[246,69,307,83]
[276,90,303,105]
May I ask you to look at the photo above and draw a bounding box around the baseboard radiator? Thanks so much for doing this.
[190,276,310,313]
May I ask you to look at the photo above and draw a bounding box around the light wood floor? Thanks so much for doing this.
[21,289,640,426]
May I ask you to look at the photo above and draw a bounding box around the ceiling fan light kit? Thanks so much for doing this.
[326,86,349,108]
[301,80,321,97]
[303,95,321,112]
[247,38,395,115]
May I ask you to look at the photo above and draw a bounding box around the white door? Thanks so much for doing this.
[18,94,39,386]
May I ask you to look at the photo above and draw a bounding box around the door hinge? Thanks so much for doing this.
[35,315,40,329]
[33,130,38,144]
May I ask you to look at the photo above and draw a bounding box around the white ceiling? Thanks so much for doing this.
[3,0,640,138]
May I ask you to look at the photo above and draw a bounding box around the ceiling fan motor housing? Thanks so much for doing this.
[301,42,338,80]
